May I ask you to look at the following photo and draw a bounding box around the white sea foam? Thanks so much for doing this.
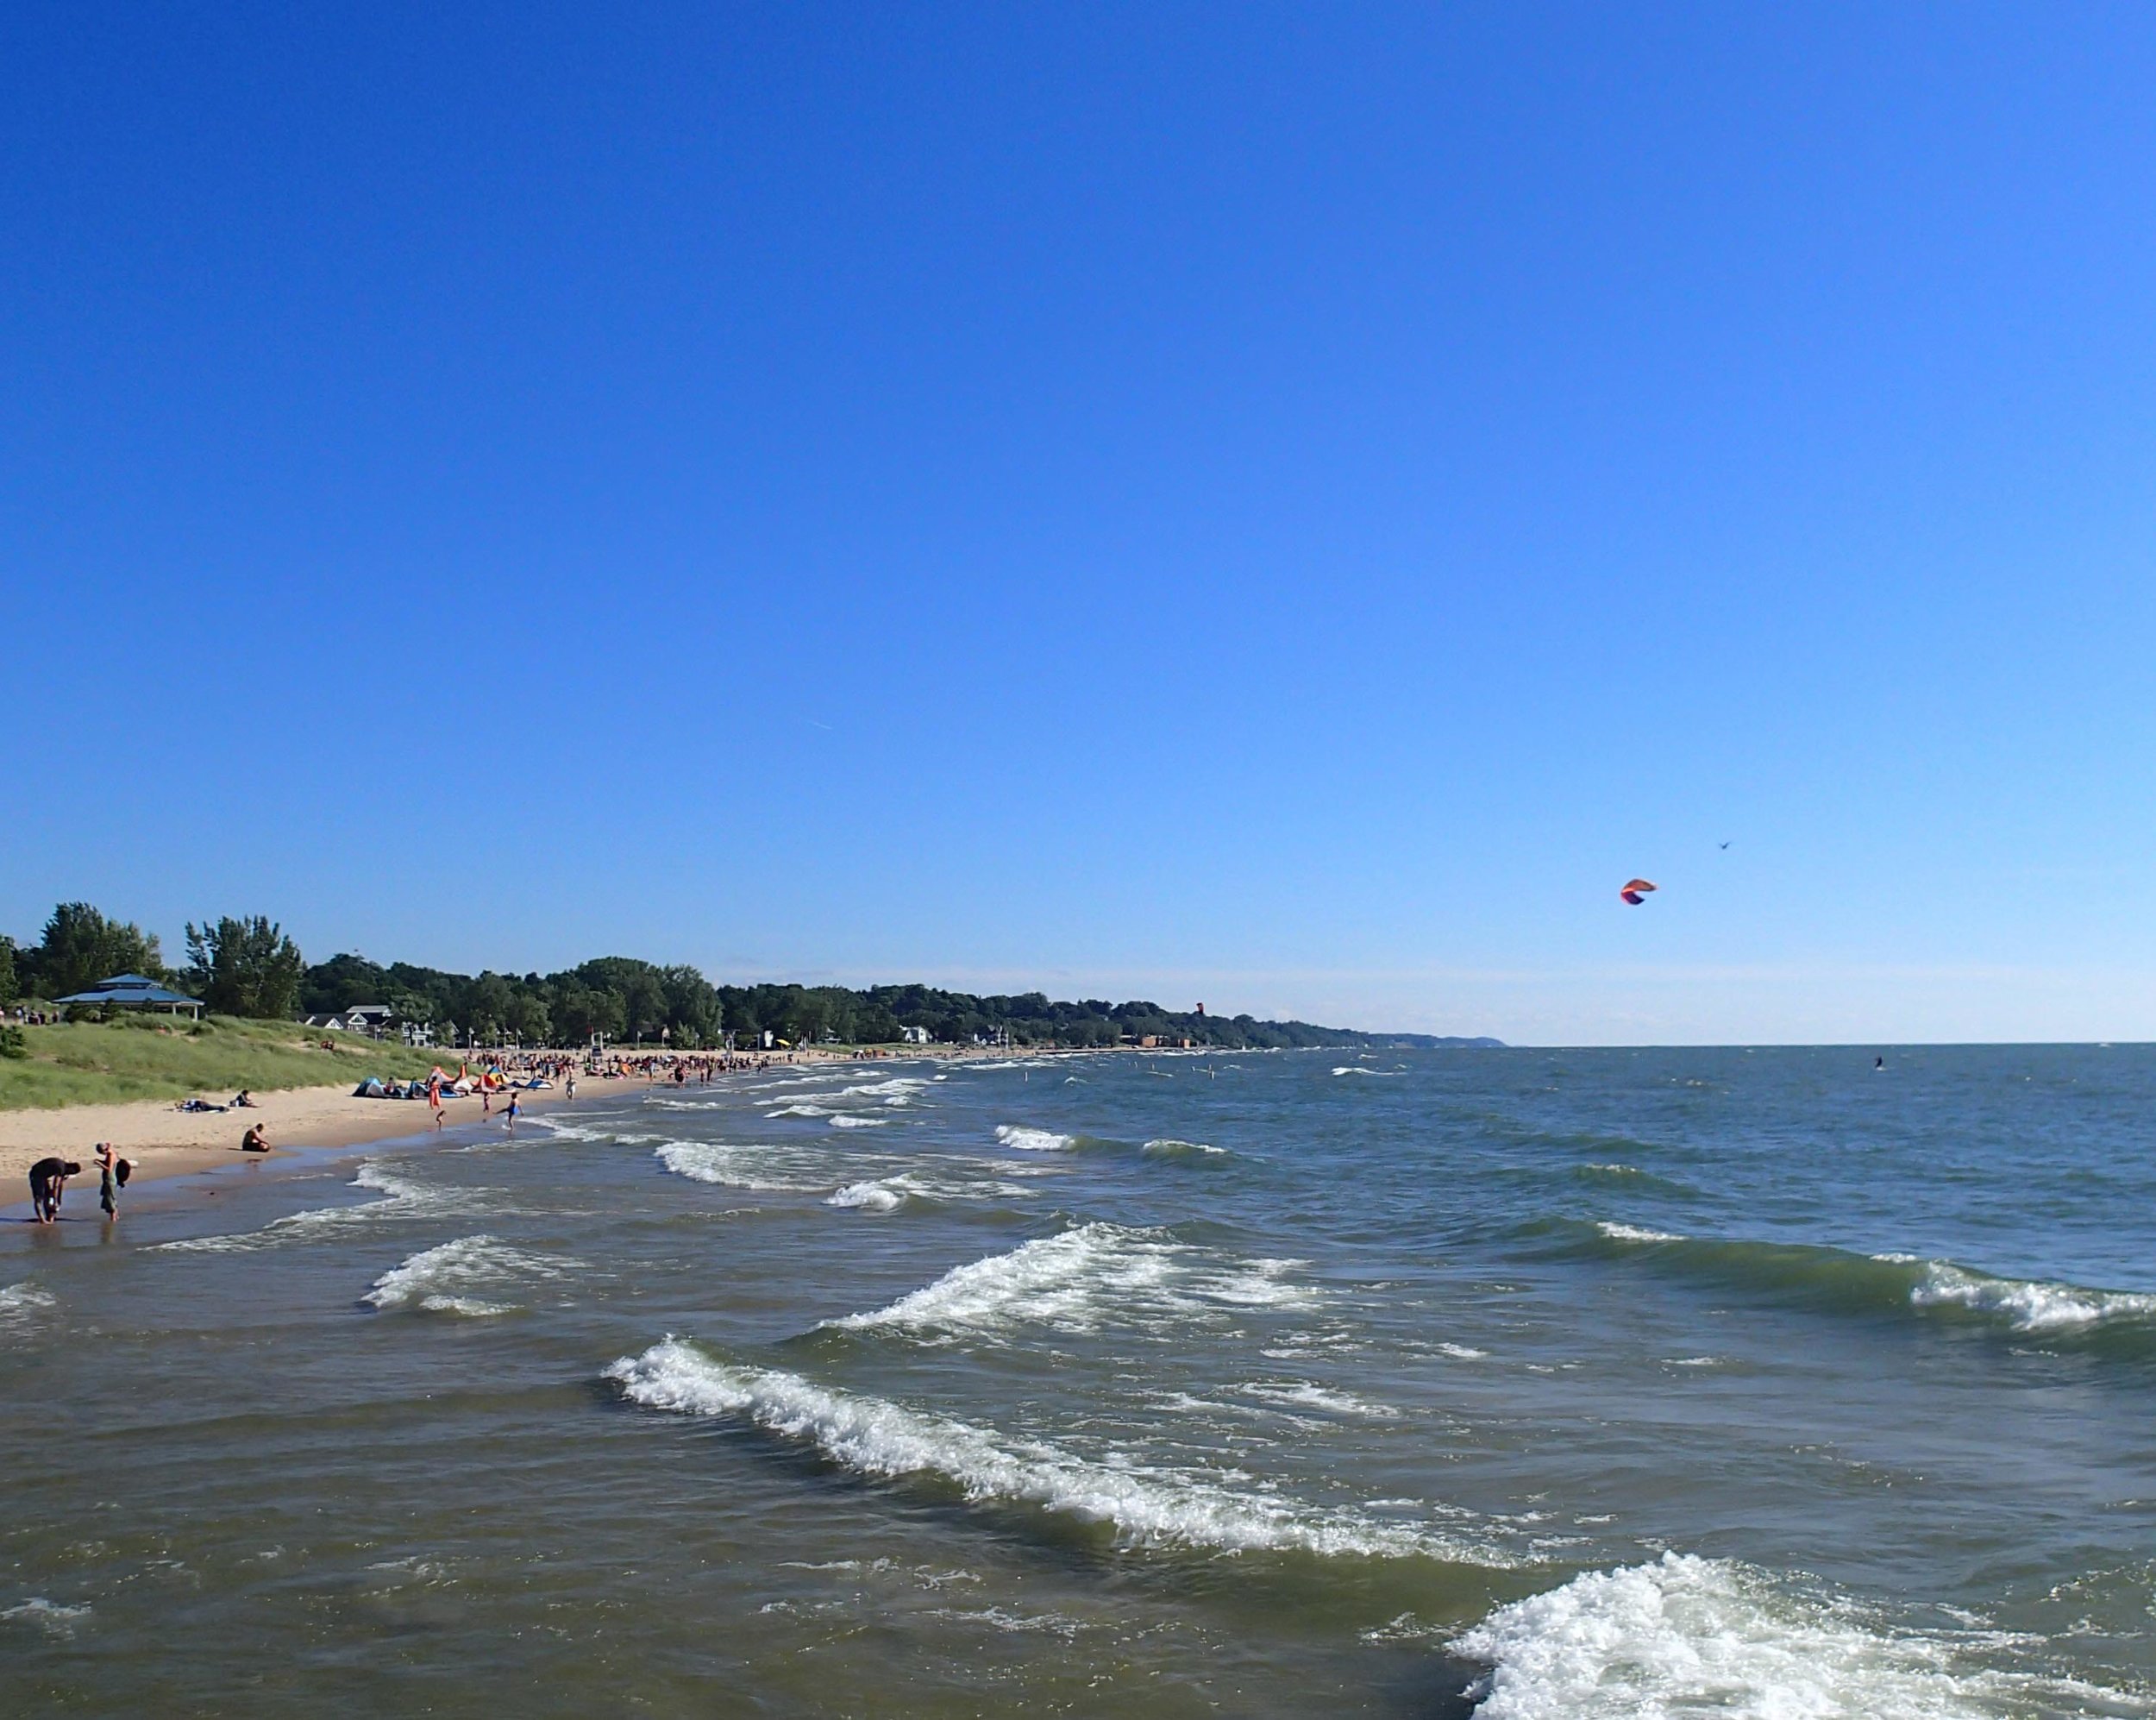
[1909,1263,2156,1333]
[1597,1221,1686,1244]
[837,1077,931,1107]
[829,1114,887,1129]
[827,1182,906,1213]
[828,1223,1319,1341]
[154,1161,468,1253]
[1438,1342,1489,1360]
[1450,1552,2126,1719]
[766,1104,832,1120]
[1238,1382,1401,1420]
[1143,1138,1228,1159]
[362,1234,563,1316]
[0,1280,55,1331]
[993,1125,1075,1152]
[655,1141,830,1193]
[2,1598,91,1636]
[607,1340,1506,1563]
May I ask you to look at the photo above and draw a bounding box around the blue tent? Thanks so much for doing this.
[52,974,207,1018]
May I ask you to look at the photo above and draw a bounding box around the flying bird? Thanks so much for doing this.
[1719,841,1731,850]
[1620,879,1658,906]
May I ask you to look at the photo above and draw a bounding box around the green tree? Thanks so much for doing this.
[0,937,16,1008]
[29,902,165,999]
[505,989,553,1045]
[183,916,306,1019]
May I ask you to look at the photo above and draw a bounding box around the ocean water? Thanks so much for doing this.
[5,1045,2156,1717]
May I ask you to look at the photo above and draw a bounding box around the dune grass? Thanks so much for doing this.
[0,1015,451,1111]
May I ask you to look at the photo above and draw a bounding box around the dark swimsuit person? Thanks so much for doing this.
[28,1157,79,1223]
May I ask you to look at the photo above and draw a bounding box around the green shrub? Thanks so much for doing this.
[0,1026,26,1060]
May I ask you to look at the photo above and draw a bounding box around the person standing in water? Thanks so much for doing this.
[504,1089,520,1134]
[97,1143,128,1222]
[28,1157,79,1223]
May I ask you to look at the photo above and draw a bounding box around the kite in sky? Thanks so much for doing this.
[1620,879,1658,906]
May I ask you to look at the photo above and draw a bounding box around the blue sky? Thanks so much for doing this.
[4,4,2154,1044]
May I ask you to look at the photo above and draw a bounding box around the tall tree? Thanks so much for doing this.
[30,902,164,999]
[0,936,16,1007]
[183,916,305,1019]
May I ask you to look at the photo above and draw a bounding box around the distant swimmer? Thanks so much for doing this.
[28,1157,79,1223]
[1875,1056,1886,1070]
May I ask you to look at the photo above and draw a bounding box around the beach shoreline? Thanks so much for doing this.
[0,1043,1069,1215]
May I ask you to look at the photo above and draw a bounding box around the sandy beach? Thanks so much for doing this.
[0,1045,1032,1211]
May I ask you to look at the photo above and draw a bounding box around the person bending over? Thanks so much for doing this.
[28,1158,80,1223]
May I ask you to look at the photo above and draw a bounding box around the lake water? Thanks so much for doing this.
[5,1046,2156,1716]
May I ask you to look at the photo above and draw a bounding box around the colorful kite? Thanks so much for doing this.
[1620,879,1658,906]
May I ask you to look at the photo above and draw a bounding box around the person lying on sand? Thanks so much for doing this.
[28,1157,80,1222]
[241,1124,270,1153]
[179,1097,228,1114]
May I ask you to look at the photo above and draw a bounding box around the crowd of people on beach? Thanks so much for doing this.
[19,1042,909,1223]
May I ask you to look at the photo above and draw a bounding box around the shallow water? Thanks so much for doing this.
[5,1046,2156,1715]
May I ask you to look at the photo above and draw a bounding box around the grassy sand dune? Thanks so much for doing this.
[1,1015,449,1111]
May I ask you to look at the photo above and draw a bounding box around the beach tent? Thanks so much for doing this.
[52,973,206,1020]
[353,1077,388,1098]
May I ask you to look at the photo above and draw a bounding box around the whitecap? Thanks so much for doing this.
[0,1280,56,1331]
[2,1598,91,1637]
[1597,1221,1686,1245]
[1910,1263,2156,1333]
[362,1234,564,1316]
[1238,1382,1401,1420]
[829,1114,887,1130]
[1143,1138,1228,1159]
[154,1160,476,1253]
[1437,1342,1489,1360]
[606,1340,1508,1563]
[993,1125,1075,1152]
[826,1223,1319,1341]
[655,1141,830,1193]
[827,1182,905,1213]
[1450,1551,2129,1719]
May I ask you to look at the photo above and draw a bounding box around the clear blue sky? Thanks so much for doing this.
[5,4,2153,1044]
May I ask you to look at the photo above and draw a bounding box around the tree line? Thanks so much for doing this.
[1,901,1481,1051]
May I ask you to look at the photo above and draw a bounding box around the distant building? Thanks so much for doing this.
[899,1025,931,1045]
[53,974,205,1020]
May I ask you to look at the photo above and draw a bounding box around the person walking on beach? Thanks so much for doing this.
[565,1072,577,1101]
[28,1157,79,1223]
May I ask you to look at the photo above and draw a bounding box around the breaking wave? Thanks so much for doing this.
[154,1161,469,1253]
[993,1125,1075,1152]
[361,1234,564,1316]
[1549,1220,2156,1344]
[1451,1552,2135,1719]
[655,1141,831,1193]
[826,1223,1318,1342]
[1143,1138,1230,1162]
[827,1182,906,1213]
[0,1280,55,1334]
[606,1339,1507,1563]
